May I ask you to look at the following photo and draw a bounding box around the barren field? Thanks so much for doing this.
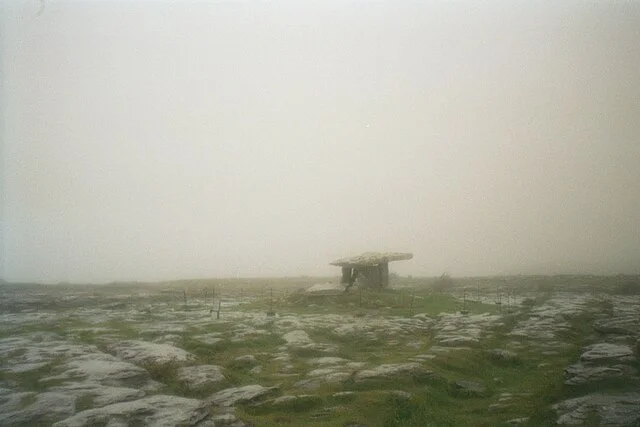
[1,276,639,426]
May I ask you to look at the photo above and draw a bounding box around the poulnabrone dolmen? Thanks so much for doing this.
[330,252,413,291]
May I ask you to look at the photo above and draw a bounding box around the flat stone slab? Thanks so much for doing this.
[107,340,196,366]
[579,343,634,364]
[49,353,151,388]
[294,372,351,391]
[49,383,145,408]
[208,385,278,407]
[282,330,313,347]
[594,316,640,336]
[564,363,626,386]
[264,394,322,409]
[0,336,103,376]
[554,393,640,426]
[176,365,225,391]
[0,392,76,426]
[307,357,350,366]
[305,283,346,296]
[436,335,479,346]
[52,394,210,427]
[330,252,413,267]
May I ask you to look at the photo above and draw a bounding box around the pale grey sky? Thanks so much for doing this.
[2,0,639,283]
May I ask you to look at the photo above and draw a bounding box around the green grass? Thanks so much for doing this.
[2,278,633,426]
[241,290,500,318]
[75,394,95,412]
[206,289,612,426]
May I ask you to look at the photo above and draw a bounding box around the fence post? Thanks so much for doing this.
[409,293,415,316]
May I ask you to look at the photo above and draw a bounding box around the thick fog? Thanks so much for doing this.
[1,1,639,283]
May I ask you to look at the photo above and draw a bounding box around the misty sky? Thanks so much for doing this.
[1,0,639,283]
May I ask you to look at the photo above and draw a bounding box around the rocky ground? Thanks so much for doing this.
[0,278,638,426]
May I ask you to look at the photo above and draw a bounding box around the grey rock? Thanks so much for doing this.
[307,367,343,377]
[294,372,350,391]
[305,282,346,296]
[211,413,250,427]
[413,313,434,321]
[411,354,437,362]
[554,393,640,426]
[271,395,299,405]
[354,363,431,383]
[436,335,479,346]
[0,392,76,426]
[307,357,349,366]
[333,391,356,398]
[0,391,36,415]
[580,343,634,364]
[267,394,321,408]
[488,403,511,412]
[208,384,278,407]
[176,365,226,391]
[282,330,313,346]
[564,363,624,386]
[594,317,640,336]
[50,353,151,388]
[107,340,196,367]
[49,383,145,408]
[52,394,209,427]
[454,380,486,395]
